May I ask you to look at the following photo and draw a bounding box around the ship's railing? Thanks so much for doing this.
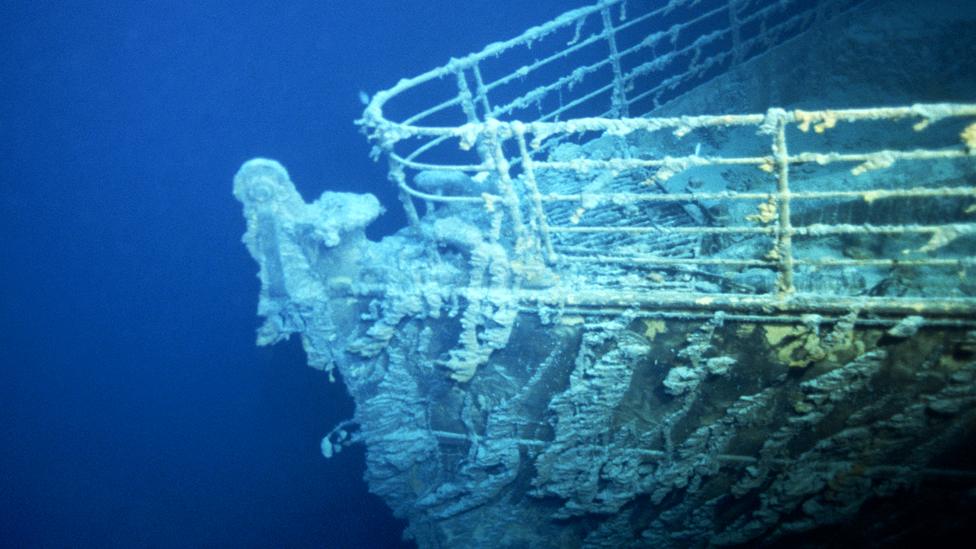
[359,0,976,319]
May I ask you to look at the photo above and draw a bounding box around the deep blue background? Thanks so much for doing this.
[0,2,586,546]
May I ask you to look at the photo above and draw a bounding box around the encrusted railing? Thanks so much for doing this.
[359,0,976,320]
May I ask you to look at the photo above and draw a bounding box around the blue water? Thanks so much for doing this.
[0,2,586,546]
